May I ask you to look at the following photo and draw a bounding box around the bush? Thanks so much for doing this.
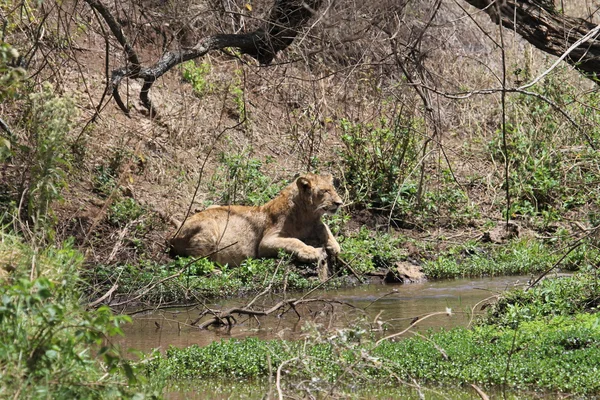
[338,117,419,211]
[0,233,153,399]
[23,84,77,236]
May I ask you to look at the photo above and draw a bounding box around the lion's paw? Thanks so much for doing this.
[296,246,325,263]
[326,241,341,256]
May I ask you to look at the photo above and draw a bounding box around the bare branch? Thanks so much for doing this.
[85,0,324,115]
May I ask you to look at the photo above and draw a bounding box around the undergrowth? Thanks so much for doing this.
[86,256,352,304]
[421,236,600,279]
[0,233,158,399]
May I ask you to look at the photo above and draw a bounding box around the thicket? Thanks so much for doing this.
[0,233,158,399]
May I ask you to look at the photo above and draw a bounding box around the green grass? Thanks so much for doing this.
[147,312,600,395]
[422,238,557,279]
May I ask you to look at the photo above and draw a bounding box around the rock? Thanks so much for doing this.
[385,261,425,283]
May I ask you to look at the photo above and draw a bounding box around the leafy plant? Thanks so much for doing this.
[207,150,287,206]
[108,197,145,227]
[0,42,25,104]
[0,233,152,399]
[339,227,407,274]
[24,84,77,235]
[490,72,600,224]
[338,116,419,213]
[181,60,212,97]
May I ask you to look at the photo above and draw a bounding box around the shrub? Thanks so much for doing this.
[338,117,419,212]
[207,150,287,206]
[24,84,77,235]
[0,233,152,399]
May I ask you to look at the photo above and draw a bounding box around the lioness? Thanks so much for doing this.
[169,173,343,266]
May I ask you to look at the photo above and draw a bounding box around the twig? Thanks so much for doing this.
[470,384,490,400]
[374,310,452,346]
[277,357,298,400]
[526,239,586,290]
[336,257,364,283]
[88,283,118,308]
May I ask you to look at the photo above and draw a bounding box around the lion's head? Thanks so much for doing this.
[296,173,343,216]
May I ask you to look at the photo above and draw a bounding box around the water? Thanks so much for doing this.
[119,275,529,352]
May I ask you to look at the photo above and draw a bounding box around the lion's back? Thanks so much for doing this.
[170,205,267,265]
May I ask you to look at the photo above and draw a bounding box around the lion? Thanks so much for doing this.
[169,173,343,267]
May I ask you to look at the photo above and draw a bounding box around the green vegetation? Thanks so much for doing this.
[338,117,419,211]
[0,43,24,104]
[338,226,407,274]
[486,272,600,327]
[206,150,287,206]
[24,85,77,234]
[181,60,212,97]
[421,238,552,279]
[88,255,350,304]
[491,72,600,225]
[0,234,157,399]
[147,272,600,396]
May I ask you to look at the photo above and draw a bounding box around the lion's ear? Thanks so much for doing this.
[321,173,334,184]
[297,176,312,192]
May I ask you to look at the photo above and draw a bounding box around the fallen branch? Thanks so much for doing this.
[192,297,355,329]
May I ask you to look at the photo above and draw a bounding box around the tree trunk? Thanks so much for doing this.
[463,0,600,80]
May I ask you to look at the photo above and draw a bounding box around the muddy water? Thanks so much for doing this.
[119,275,529,352]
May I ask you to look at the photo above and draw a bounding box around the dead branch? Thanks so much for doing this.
[84,0,324,116]
[192,298,355,329]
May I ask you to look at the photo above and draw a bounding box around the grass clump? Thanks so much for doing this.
[421,238,555,279]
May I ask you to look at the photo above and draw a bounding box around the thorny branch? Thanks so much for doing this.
[84,0,324,116]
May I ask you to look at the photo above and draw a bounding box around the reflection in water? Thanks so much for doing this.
[118,275,528,352]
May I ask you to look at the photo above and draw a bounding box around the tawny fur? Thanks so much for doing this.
[169,173,343,266]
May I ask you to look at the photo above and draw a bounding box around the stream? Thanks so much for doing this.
[119,275,529,352]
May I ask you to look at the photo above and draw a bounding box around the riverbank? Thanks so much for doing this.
[83,224,596,307]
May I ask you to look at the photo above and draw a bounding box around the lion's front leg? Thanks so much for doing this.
[323,224,341,257]
[259,235,325,263]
